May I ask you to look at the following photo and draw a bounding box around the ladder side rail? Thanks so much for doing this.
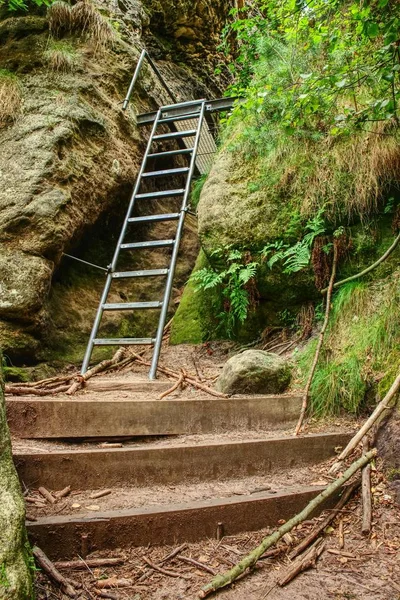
[149,101,206,380]
[122,50,177,111]
[81,109,163,374]
[122,49,147,111]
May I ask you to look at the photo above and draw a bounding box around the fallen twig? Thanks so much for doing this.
[295,242,338,435]
[159,543,188,565]
[38,486,56,504]
[177,556,217,575]
[67,348,126,395]
[289,479,360,560]
[278,539,325,586]
[89,489,112,500]
[329,371,400,474]
[198,450,376,598]
[94,591,118,600]
[55,558,123,570]
[143,556,190,579]
[95,578,132,589]
[129,353,228,398]
[33,546,78,598]
[5,384,70,396]
[55,486,72,499]
[338,518,344,549]
[361,437,372,535]
[159,371,185,400]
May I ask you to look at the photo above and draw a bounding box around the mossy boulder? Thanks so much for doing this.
[216,349,292,395]
[0,0,228,364]
[170,250,220,344]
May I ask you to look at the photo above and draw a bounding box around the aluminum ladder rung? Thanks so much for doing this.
[161,99,205,111]
[135,189,185,200]
[81,98,207,380]
[102,301,163,311]
[147,148,193,159]
[141,167,189,178]
[153,129,197,141]
[120,239,175,250]
[111,269,168,279]
[128,213,180,224]
[159,113,200,124]
[93,338,156,346]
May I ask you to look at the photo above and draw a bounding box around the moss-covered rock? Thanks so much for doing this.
[170,250,220,344]
[0,0,228,364]
[216,349,292,395]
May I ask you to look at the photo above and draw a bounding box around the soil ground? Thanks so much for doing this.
[34,465,400,600]
[10,341,398,599]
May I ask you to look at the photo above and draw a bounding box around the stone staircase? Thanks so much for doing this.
[7,377,351,560]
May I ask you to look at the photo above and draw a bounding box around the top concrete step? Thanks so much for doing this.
[6,393,302,438]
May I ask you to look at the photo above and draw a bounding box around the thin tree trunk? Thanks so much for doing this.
[329,371,400,474]
[0,357,33,600]
[295,242,338,434]
[198,449,376,598]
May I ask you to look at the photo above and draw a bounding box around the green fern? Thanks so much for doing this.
[191,246,259,337]
[262,210,326,273]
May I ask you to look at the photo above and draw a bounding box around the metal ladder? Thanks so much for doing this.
[81,99,206,379]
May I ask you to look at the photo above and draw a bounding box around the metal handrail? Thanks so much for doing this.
[122,49,178,111]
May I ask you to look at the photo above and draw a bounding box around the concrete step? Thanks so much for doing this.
[14,432,351,490]
[26,484,338,560]
[7,393,302,438]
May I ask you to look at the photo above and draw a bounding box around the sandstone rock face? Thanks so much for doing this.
[0,0,231,363]
[216,349,292,395]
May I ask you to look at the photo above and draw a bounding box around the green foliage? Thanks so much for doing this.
[190,174,208,210]
[0,563,10,589]
[1,0,53,10]
[44,39,77,71]
[297,276,400,416]
[261,210,326,272]
[191,246,259,337]
[223,1,400,136]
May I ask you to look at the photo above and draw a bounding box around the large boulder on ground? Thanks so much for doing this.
[216,349,292,395]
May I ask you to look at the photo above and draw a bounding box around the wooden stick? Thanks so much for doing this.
[321,231,400,294]
[67,348,126,395]
[295,242,338,435]
[129,353,228,398]
[5,384,70,396]
[329,372,400,474]
[278,539,325,586]
[55,486,71,499]
[289,479,360,560]
[33,546,78,598]
[361,438,372,535]
[177,556,217,575]
[159,372,184,400]
[142,556,190,579]
[89,489,112,500]
[10,375,72,388]
[159,543,188,565]
[38,486,56,504]
[198,450,376,598]
[338,518,344,549]
[95,591,118,600]
[55,558,123,570]
[96,578,132,589]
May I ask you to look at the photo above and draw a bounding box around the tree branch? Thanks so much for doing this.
[198,449,377,598]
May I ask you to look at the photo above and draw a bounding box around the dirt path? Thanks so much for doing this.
[34,469,400,600]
